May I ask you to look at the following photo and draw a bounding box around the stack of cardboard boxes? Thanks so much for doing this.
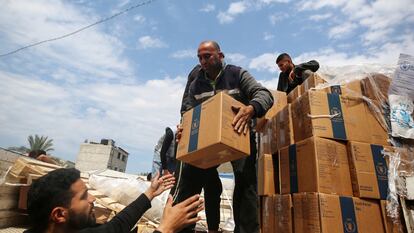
[258,73,399,233]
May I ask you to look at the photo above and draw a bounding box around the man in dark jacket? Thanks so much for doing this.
[276,53,319,94]
[172,41,274,233]
[24,168,204,233]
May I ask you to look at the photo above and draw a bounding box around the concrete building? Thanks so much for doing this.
[75,139,129,172]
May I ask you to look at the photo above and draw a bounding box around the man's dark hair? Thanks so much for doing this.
[28,149,46,158]
[27,168,81,232]
[276,53,291,63]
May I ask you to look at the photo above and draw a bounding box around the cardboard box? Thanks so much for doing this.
[176,92,250,169]
[294,192,385,233]
[347,141,392,199]
[256,90,287,132]
[361,73,391,102]
[280,137,353,196]
[301,73,327,94]
[260,195,293,233]
[261,196,275,233]
[380,200,402,233]
[365,103,389,145]
[258,118,277,157]
[276,104,294,149]
[319,79,363,96]
[274,194,293,233]
[292,90,384,143]
[287,85,301,103]
[258,154,279,195]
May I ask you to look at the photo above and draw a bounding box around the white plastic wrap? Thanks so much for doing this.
[89,174,168,223]
[88,172,235,231]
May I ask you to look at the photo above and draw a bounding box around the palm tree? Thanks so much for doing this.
[28,134,54,153]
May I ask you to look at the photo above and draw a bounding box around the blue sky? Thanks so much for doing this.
[0,0,413,173]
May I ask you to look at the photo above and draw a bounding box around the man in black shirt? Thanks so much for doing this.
[276,53,319,94]
[24,168,204,233]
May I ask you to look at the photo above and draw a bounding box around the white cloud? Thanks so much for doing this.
[259,0,290,3]
[269,13,288,25]
[228,1,248,14]
[294,33,414,66]
[309,13,332,21]
[170,49,196,59]
[217,0,290,24]
[133,14,146,23]
[117,0,130,8]
[298,0,414,44]
[264,32,275,41]
[328,22,358,39]
[258,78,280,90]
[363,28,393,45]
[200,3,215,12]
[137,36,167,49]
[0,0,133,81]
[217,1,248,24]
[0,70,187,172]
[226,53,248,64]
[296,0,347,11]
[248,53,278,73]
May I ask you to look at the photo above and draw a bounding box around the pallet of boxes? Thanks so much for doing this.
[257,72,404,233]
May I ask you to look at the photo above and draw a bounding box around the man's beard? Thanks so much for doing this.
[204,58,223,74]
[67,208,96,230]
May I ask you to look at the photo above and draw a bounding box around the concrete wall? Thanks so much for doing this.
[75,144,111,172]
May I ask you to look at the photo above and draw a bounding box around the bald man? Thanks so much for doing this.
[172,41,273,233]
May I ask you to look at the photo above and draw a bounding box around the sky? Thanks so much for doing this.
[0,0,413,173]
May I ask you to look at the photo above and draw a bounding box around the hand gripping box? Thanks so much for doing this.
[176,92,250,169]
[256,90,287,132]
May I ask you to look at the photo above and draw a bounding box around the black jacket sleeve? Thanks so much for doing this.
[181,65,201,115]
[160,127,174,170]
[239,69,274,118]
[78,194,152,233]
[293,60,319,77]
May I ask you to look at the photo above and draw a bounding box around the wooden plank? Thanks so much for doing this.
[0,196,18,210]
[405,176,414,200]
[8,157,63,179]
[0,211,28,228]
[17,157,61,169]
[9,159,46,178]
[0,186,20,195]
[27,174,42,185]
